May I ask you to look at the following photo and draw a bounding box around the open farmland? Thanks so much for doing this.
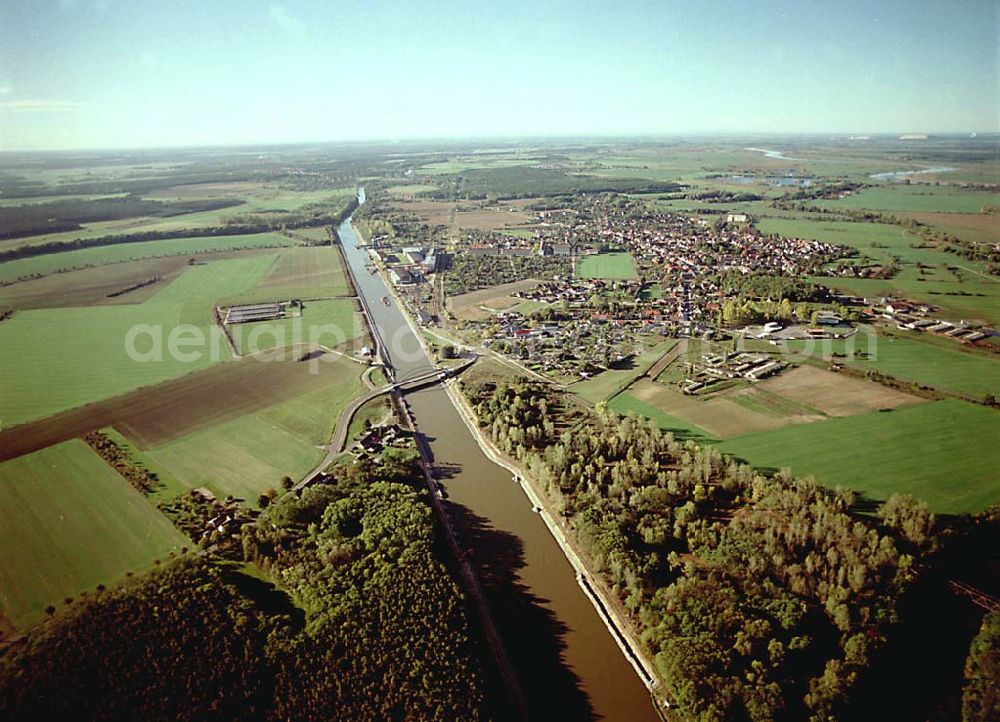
[0,184,357,252]
[625,378,824,438]
[228,299,363,355]
[757,216,1000,323]
[612,355,928,439]
[897,211,1000,244]
[569,339,677,404]
[576,252,638,280]
[0,353,365,460]
[608,393,716,443]
[0,440,186,629]
[813,185,999,214]
[384,184,439,198]
[215,246,352,305]
[387,199,536,231]
[0,232,299,284]
[757,364,924,416]
[786,330,1000,399]
[0,254,281,426]
[0,255,194,310]
[756,217,928,264]
[447,278,541,321]
[143,355,366,499]
[719,399,1000,514]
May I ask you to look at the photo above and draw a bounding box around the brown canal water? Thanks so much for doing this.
[339,193,659,722]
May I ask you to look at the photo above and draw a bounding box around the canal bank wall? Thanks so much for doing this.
[376,238,667,710]
[392,389,529,720]
[342,192,662,721]
[442,378,666,700]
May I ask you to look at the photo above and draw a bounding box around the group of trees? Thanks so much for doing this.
[718,298,860,327]
[0,193,357,267]
[463,374,944,721]
[962,610,1000,722]
[443,255,572,296]
[83,431,162,495]
[1,460,486,721]
[716,273,820,303]
[426,166,681,200]
[0,195,244,240]
[0,558,282,721]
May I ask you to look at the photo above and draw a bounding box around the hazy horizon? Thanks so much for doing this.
[1,0,997,151]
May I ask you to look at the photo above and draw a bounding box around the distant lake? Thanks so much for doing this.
[869,166,958,181]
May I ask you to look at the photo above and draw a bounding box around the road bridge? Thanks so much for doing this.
[295,358,475,489]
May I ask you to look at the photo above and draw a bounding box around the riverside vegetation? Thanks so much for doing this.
[461,371,997,722]
[0,454,487,722]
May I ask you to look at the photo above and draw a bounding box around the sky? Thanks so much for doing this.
[0,0,996,150]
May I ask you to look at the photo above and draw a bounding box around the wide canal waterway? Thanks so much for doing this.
[337,191,659,722]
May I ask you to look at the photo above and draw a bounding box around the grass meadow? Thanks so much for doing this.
[229,299,362,355]
[0,254,277,426]
[786,330,1000,399]
[813,185,999,214]
[0,440,187,629]
[144,355,366,499]
[718,399,1000,514]
[576,252,638,279]
[0,232,299,284]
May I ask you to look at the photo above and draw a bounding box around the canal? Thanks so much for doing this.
[337,191,659,722]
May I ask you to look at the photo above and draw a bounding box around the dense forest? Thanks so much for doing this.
[0,193,358,266]
[0,195,245,239]
[443,255,574,296]
[461,372,997,722]
[0,462,486,722]
[426,166,681,200]
[962,610,1000,722]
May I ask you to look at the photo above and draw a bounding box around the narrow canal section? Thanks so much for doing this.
[336,195,660,722]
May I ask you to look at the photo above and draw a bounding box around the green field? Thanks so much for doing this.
[384,183,439,196]
[719,399,1000,514]
[570,340,676,404]
[0,232,299,283]
[0,185,356,252]
[0,254,280,426]
[757,216,1000,324]
[0,440,187,629]
[756,217,930,264]
[787,330,1000,399]
[229,299,362,355]
[146,356,366,499]
[576,252,638,279]
[814,185,999,214]
[217,246,351,304]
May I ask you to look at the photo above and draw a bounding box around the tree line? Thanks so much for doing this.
[461,373,966,721]
[0,455,486,722]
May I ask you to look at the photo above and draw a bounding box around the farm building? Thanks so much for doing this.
[224,303,286,324]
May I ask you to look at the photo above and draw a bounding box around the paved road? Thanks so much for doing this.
[294,362,472,489]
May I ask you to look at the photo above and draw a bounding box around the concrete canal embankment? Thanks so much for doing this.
[337,191,660,722]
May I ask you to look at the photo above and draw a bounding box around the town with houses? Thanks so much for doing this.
[357,193,998,392]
